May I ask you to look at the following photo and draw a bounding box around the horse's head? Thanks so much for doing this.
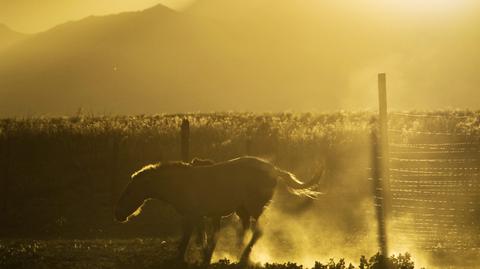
[115,165,158,222]
[115,161,191,222]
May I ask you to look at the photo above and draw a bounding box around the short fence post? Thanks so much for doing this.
[181,119,190,162]
[110,136,119,209]
[246,138,252,155]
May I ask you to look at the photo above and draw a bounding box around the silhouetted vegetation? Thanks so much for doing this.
[0,238,422,269]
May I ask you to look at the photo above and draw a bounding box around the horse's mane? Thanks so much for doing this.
[131,161,191,179]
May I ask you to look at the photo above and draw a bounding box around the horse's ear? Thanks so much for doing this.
[191,158,215,166]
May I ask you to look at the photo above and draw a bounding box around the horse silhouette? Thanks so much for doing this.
[115,156,325,265]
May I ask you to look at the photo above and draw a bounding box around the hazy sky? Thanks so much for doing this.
[0,0,196,33]
[1,0,479,114]
[1,0,477,33]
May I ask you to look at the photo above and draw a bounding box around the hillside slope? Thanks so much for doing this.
[0,24,28,51]
[0,5,229,115]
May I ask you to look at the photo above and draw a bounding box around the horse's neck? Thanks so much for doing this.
[150,169,190,204]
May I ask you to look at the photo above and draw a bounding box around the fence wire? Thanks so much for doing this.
[385,113,480,252]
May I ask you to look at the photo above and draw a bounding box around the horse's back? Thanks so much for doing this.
[184,157,277,216]
[206,156,276,185]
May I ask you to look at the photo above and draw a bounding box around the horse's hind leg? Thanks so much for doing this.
[235,207,251,248]
[239,189,273,265]
[204,216,221,264]
[239,217,263,265]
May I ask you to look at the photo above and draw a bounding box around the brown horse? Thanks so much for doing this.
[115,156,324,265]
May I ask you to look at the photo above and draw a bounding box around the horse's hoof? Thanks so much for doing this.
[202,256,213,267]
[200,261,211,268]
[162,257,188,269]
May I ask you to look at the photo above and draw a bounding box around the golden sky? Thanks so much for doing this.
[0,0,195,33]
[2,0,478,34]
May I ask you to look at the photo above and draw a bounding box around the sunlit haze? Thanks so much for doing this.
[0,2,479,269]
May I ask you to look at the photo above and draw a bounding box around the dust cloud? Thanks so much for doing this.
[207,148,380,267]
[210,191,377,267]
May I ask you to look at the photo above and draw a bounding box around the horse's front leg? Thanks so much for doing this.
[176,217,194,261]
[203,216,221,264]
[195,217,207,247]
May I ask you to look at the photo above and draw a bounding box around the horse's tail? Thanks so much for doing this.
[273,166,326,199]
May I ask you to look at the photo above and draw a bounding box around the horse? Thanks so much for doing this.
[114,156,325,265]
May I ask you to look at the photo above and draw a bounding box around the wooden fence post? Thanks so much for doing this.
[246,138,252,156]
[378,73,391,214]
[181,118,190,162]
[110,136,119,209]
[370,73,391,266]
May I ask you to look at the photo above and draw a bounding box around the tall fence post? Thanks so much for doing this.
[181,118,190,162]
[370,73,391,265]
[378,73,391,213]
